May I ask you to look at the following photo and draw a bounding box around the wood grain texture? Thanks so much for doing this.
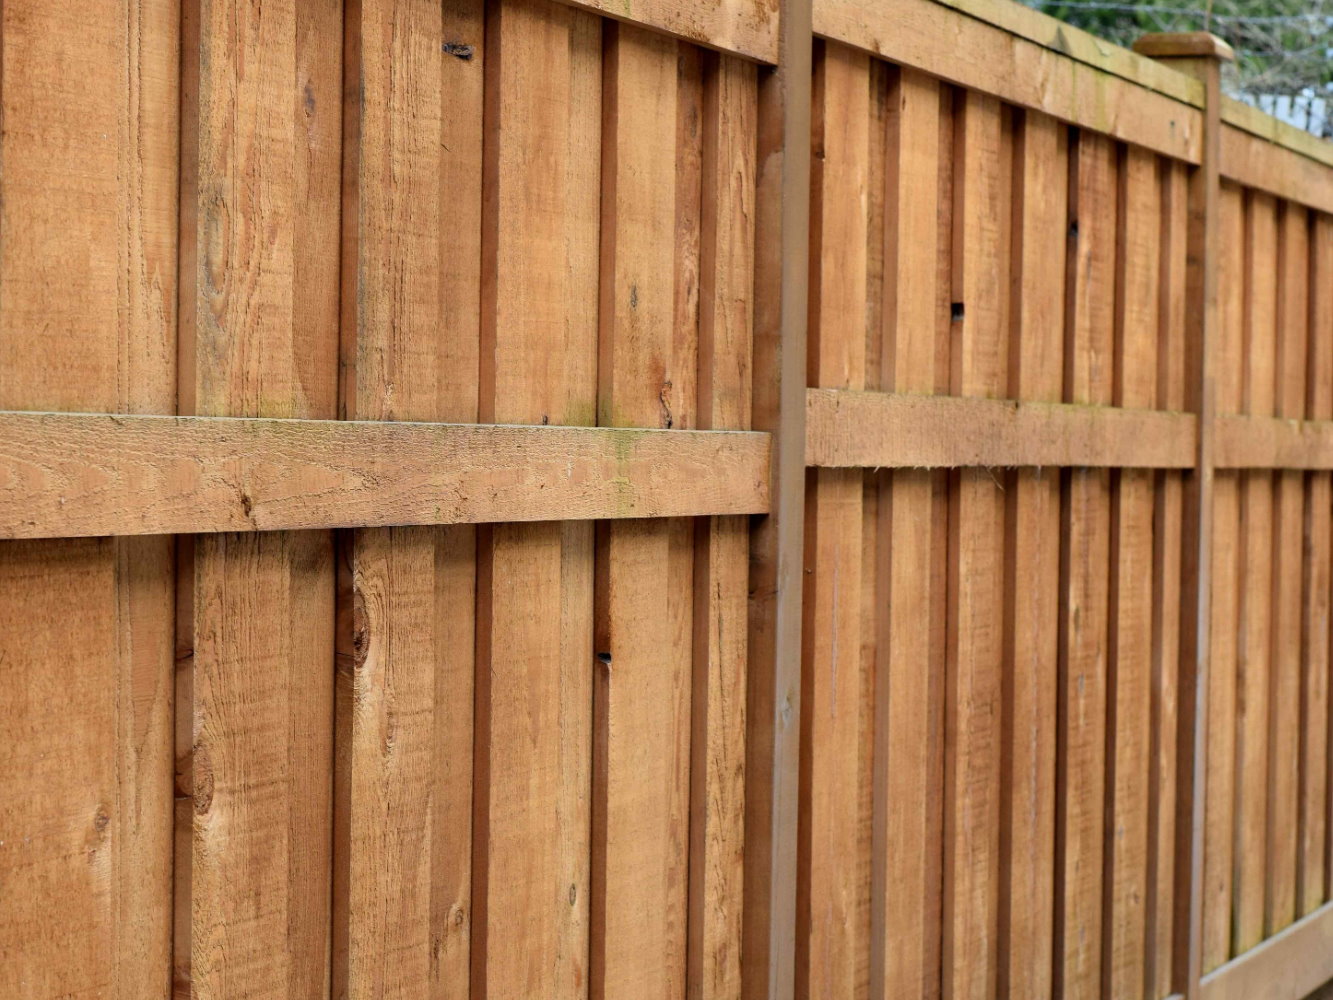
[812,0,1201,163]
[1302,214,1333,917]
[872,65,947,1000]
[1233,191,1278,957]
[562,0,778,62]
[1219,125,1333,217]
[943,89,1008,1000]
[1200,899,1333,1000]
[998,107,1065,1000]
[1104,142,1160,1000]
[0,1,179,997]
[473,2,600,996]
[592,24,693,1000]
[1056,130,1115,1000]
[797,40,868,1000]
[0,412,770,538]
[180,0,342,995]
[1147,157,1188,998]
[1202,184,1245,974]
[1267,202,1309,938]
[688,50,757,1000]
[804,389,1195,469]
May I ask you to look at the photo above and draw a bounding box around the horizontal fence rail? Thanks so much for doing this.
[0,412,771,538]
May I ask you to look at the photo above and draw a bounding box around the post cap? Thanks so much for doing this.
[1132,32,1235,61]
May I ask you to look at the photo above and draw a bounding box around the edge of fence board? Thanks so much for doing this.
[1215,414,1333,470]
[0,412,771,538]
[1199,899,1333,1000]
[805,389,1196,469]
[813,0,1202,163]
[555,0,779,63]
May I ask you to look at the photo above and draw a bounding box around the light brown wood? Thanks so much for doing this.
[798,41,869,1000]
[943,88,1008,1000]
[997,106,1064,1000]
[1132,32,1235,61]
[179,1,340,996]
[688,51,757,1000]
[1220,124,1333,217]
[1202,183,1245,975]
[557,0,778,63]
[0,412,770,539]
[334,1,479,996]
[1056,129,1116,1000]
[1302,215,1333,918]
[1213,416,1333,470]
[805,389,1195,469]
[0,1,179,997]
[1104,142,1161,1000]
[813,0,1201,163]
[1234,191,1278,957]
[931,0,1202,107]
[592,24,693,1000]
[741,0,813,989]
[1222,97,1333,172]
[470,4,600,997]
[1199,899,1333,1000]
[1266,202,1309,937]
[871,65,947,1000]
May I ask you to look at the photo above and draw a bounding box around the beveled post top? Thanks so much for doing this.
[1132,32,1236,62]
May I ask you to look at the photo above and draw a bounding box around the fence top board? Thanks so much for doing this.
[816,0,1333,183]
[561,0,780,62]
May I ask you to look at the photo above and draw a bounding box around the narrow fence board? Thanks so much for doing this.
[1104,142,1161,1000]
[1266,203,1310,938]
[0,412,771,538]
[1304,214,1333,918]
[1199,900,1333,1000]
[0,2,178,998]
[1202,183,1245,974]
[998,106,1065,1000]
[805,389,1196,469]
[334,1,479,996]
[942,88,1008,1000]
[1233,190,1278,957]
[470,3,599,997]
[687,51,757,1000]
[798,41,869,1000]
[1148,156,1188,998]
[1056,129,1116,1000]
[813,0,1201,163]
[179,1,341,996]
[872,65,948,1000]
[592,25,693,1000]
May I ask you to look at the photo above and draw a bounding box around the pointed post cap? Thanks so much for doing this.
[1132,32,1235,61]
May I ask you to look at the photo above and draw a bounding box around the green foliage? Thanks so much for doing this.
[1025,0,1333,95]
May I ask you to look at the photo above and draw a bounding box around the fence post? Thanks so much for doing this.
[744,0,812,996]
[1132,31,1235,1000]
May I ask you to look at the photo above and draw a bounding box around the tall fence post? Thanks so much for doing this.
[1133,31,1236,1000]
[744,0,812,996]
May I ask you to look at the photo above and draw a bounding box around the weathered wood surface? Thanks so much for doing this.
[813,0,1201,162]
[805,389,1196,469]
[0,412,770,538]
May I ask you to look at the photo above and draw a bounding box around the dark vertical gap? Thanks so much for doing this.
[1052,123,1082,1000]
[1144,153,1175,999]
[996,102,1028,1000]
[171,2,201,994]
[1101,138,1129,1000]
[590,20,617,1000]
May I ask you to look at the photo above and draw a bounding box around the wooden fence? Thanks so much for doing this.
[1,1,1332,999]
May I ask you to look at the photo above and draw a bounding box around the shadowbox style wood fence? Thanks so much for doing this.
[2,1,1333,999]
